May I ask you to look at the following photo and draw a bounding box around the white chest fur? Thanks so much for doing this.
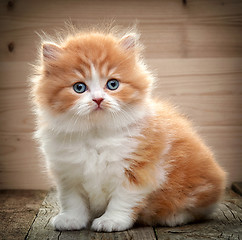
[39,126,139,216]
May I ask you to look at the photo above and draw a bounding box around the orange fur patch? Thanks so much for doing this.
[124,114,168,188]
[32,29,226,227]
[33,32,150,113]
[124,101,226,224]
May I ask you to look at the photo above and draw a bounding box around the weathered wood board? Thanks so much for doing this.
[0,190,46,240]
[0,0,242,190]
[1,58,242,189]
[1,0,242,61]
[25,190,242,240]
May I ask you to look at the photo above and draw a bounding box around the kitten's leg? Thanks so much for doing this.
[91,187,144,232]
[52,187,89,231]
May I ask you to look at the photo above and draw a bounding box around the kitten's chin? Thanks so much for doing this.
[89,108,107,120]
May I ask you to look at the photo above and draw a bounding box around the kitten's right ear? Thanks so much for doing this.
[42,43,62,63]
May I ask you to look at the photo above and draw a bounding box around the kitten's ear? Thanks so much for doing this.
[42,43,62,62]
[119,33,139,51]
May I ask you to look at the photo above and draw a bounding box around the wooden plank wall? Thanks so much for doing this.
[0,0,241,189]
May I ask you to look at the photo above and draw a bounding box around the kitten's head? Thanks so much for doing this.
[32,30,153,132]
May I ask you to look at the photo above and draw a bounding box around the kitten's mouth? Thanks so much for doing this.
[94,105,103,111]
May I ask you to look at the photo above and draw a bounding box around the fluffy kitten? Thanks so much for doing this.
[31,28,226,232]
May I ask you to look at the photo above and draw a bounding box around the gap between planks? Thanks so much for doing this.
[25,189,242,240]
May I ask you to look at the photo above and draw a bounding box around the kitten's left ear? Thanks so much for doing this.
[119,33,139,51]
[42,42,63,62]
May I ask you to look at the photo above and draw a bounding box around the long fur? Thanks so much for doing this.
[30,26,226,232]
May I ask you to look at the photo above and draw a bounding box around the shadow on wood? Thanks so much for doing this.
[25,189,242,240]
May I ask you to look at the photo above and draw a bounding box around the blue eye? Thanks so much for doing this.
[106,79,119,90]
[73,82,87,93]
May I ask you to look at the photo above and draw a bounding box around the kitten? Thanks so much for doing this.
[31,28,226,232]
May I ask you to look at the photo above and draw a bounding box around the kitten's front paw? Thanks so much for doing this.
[91,214,133,232]
[52,213,88,231]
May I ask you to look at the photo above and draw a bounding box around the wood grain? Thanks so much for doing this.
[25,191,157,240]
[25,190,242,240]
[0,190,46,240]
[1,58,241,128]
[0,0,242,189]
[0,0,242,61]
[1,126,241,189]
[155,190,242,239]
[0,58,242,189]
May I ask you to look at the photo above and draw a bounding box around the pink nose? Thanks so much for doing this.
[92,98,104,106]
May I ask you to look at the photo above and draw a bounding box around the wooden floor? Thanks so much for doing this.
[0,190,46,240]
[0,188,241,239]
[21,189,241,240]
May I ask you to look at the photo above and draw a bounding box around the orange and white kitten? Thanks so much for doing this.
[31,29,226,232]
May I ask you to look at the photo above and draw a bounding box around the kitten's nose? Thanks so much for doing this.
[92,98,104,106]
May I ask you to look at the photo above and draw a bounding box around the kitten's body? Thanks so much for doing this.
[32,29,226,232]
